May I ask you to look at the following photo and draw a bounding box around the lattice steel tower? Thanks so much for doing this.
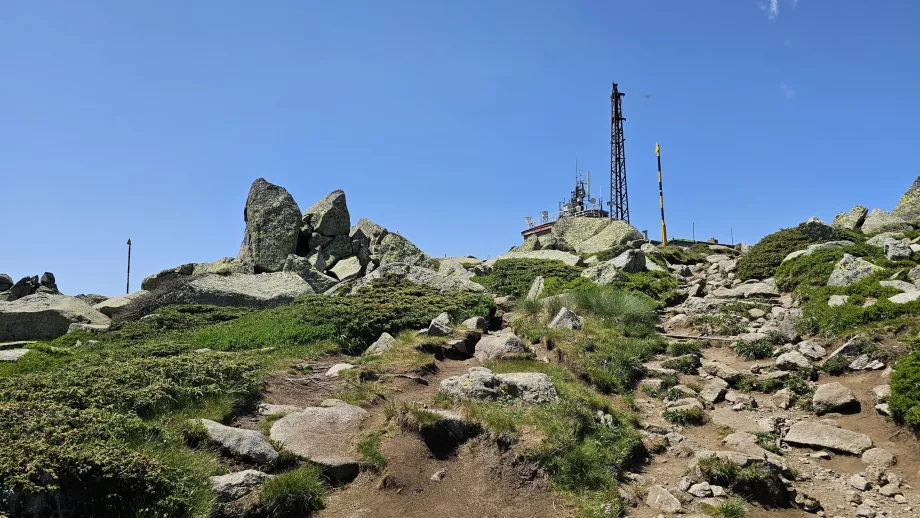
[609,82,630,223]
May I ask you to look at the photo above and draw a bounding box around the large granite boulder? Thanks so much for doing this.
[340,263,486,294]
[237,178,302,273]
[302,189,351,237]
[269,399,368,481]
[783,241,854,262]
[376,232,435,268]
[7,276,39,301]
[783,421,873,454]
[0,293,111,341]
[351,218,388,249]
[861,208,912,235]
[306,235,353,271]
[0,274,12,292]
[474,331,528,362]
[827,254,882,287]
[812,382,859,415]
[892,175,920,225]
[550,217,643,253]
[832,205,869,230]
[439,367,558,404]
[176,272,313,307]
[141,263,196,291]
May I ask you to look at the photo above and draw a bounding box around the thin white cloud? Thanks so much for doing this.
[758,0,797,20]
[779,82,795,100]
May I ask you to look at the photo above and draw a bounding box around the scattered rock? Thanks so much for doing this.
[439,367,501,400]
[92,290,150,317]
[770,388,794,409]
[440,367,558,404]
[861,447,896,467]
[526,276,544,300]
[365,332,396,356]
[495,372,559,404]
[195,419,278,464]
[473,331,528,363]
[258,404,304,416]
[812,382,859,415]
[687,482,713,498]
[776,350,812,371]
[0,349,29,362]
[580,260,625,285]
[269,399,368,481]
[784,421,873,454]
[461,316,489,332]
[700,378,729,404]
[645,485,681,513]
[828,294,849,307]
[209,470,272,502]
[548,307,582,330]
[849,473,870,491]
[701,360,742,383]
[871,385,890,404]
[798,340,827,360]
[884,239,913,261]
[430,469,446,482]
[428,312,453,337]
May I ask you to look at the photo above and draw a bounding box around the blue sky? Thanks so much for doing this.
[2,1,919,296]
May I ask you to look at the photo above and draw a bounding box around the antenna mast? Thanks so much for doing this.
[609,82,630,222]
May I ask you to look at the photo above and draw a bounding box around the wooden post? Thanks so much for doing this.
[126,238,132,294]
[656,143,668,246]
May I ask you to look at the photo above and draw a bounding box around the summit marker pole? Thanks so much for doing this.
[656,143,668,246]
[126,238,132,294]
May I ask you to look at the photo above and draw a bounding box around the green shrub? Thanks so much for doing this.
[580,336,664,393]
[663,405,705,426]
[193,276,494,352]
[258,465,326,517]
[737,222,842,281]
[615,270,683,308]
[0,401,192,517]
[667,341,704,356]
[471,259,584,298]
[697,455,789,505]
[658,245,709,265]
[733,339,774,360]
[890,349,920,431]
[662,355,700,374]
[355,431,387,472]
[701,497,747,518]
[774,243,883,292]
[821,355,851,376]
[541,276,595,297]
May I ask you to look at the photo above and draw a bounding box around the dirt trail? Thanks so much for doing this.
[257,351,570,518]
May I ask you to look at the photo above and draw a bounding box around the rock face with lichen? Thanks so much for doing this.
[827,254,882,286]
[549,217,643,253]
[237,178,302,273]
[861,208,912,235]
[832,205,868,230]
[893,175,920,225]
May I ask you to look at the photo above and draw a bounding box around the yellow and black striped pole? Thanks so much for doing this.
[656,143,668,246]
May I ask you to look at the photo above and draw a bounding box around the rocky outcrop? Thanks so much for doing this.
[892,175,920,224]
[376,233,435,269]
[783,241,854,262]
[0,293,111,341]
[175,272,314,307]
[341,263,486,295]
[828,254,882,287]
[580,260,624,285]
[861,209,912,235]
[237,178,302,273]
[608,249,646,274]
[281,254,339,292]
[269,399,368,481]
[832,205,869,230]
[0,274,12,292]
[549,217,643,253]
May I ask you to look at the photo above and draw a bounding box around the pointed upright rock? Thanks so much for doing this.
[237,178,302,273]
[893,175,920,224]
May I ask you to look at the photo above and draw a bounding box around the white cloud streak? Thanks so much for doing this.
[779,82,795,100]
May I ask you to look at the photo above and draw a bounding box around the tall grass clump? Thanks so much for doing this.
[258,465,326,517]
